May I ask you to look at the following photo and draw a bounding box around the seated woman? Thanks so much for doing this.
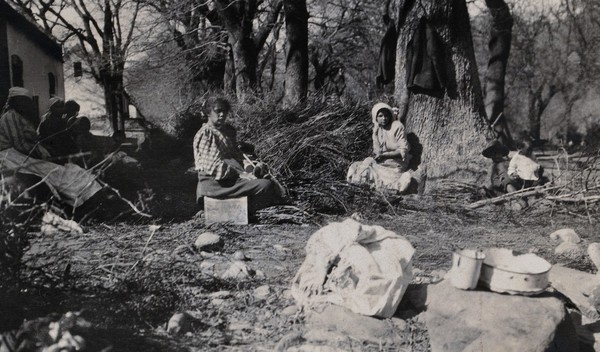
[193,96,283,212]
[0,87,102,209]
[347,102,412,193]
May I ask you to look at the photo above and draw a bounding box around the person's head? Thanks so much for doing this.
[371,102,394,128]
[5,87,34,119]
[203,96,232,129]
[48,97,64,115]
[64,100,80,118]
[482,140,510,161]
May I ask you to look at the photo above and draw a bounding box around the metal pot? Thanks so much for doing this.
[479,248,551,296]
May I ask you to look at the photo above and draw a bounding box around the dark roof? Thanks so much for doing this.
[0,1,62,61]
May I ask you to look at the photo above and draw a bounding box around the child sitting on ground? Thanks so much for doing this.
[481,140,529,210]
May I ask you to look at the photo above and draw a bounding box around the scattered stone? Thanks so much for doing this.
[167,312,190,335]
[221,261,252,280]
[208,291,232,299]
[282,289,293,299]
[194,232,224,252]
[254,270,266,279]
[305,304,404,345]
[550,265,600,321]
[281,305,298,316]
[254,285,271,300]
[555,241,585,260]
[233,250,247,261]
[588,243,600,271]
[550,228,581,244]
[211,298,226,306]
[273,244,290,252]
[426,280,577,352]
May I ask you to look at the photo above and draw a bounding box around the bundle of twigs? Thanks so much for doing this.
[233,99,375,214]
[235,99,371,181]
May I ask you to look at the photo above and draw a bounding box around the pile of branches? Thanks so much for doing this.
[235,98,371,180]
[234,98,380,214]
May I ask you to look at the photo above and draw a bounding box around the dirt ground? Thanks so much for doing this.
[3,162,600,351]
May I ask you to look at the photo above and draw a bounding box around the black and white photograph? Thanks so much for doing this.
[0,0,599,350]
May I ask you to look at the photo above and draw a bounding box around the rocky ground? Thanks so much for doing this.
[2,161,599,351]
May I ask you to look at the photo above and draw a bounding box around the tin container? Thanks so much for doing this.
[479,248,551,296]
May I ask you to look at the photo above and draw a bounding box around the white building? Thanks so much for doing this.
[0,0,64,121]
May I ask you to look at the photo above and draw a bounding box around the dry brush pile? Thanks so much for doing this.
[233,98,400,216]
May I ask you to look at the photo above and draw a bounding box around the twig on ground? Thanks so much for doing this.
[96,179,151,218]
[467,185,561,210]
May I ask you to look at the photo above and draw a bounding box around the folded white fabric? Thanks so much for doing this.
[291,218,415,318]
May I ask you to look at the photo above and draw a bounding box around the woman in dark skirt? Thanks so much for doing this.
[192,97,283,212]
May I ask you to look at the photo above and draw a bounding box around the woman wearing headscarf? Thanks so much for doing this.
[0,87,102,208]
[346,102,412,193]
[193,96,283,212]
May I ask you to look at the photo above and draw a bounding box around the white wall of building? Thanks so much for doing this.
[6,21,64,114]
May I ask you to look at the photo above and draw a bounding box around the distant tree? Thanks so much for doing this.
[282,0,309,107]
[213,0,283,99]
[9,0,144,133]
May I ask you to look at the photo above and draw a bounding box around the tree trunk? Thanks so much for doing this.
[229,30,258,100]
[394,0,493,192]
[101,70,126,134]
[282,0,309,107]
[484,0,513,146]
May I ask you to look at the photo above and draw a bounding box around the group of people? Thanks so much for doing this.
[0,87,103,211]
[0,87,545,217]
[193,97,545,213]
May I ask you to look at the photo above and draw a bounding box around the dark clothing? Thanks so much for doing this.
[196,175,282,213]
[406,17,447,94]
[38,113,76,161]
[490,159,522,193]
[376,22,398,88]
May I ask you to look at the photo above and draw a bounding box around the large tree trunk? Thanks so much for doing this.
[484,0,513,146]
[394,0,493,192]
[282,0,309,107]
[229,31,258,100]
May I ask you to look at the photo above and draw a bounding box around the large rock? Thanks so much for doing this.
[194,232,223,252]
[550,265,600,321]
[304,304,405,345]
[425,280,578,352]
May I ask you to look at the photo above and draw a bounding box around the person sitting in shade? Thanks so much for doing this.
[346,102,412,193]
[481,140,544,210]
[38,97,76,162]
[0,87,102,210]
[193,96,283,212]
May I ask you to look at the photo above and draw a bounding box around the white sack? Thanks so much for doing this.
[291,218,414,318]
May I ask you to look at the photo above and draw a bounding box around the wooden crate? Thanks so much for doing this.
[204,196,249,225]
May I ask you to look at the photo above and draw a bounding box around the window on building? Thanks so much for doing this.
[48,73,56,96]
[11,55,23,87]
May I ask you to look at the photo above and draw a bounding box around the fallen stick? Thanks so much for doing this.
[545,195,600,203]
[466,185,561,210]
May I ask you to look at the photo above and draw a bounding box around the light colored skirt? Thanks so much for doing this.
[0,148,102,207]
[346,157,412,193]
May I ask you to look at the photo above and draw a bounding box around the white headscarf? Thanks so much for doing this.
[371,102,394,125]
